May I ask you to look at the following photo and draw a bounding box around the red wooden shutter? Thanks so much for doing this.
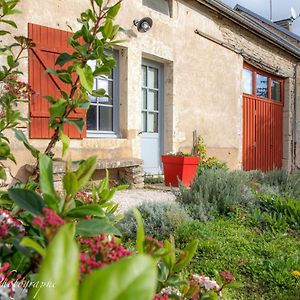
[29,23,86,139]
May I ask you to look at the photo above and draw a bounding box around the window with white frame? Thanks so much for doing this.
[86,53,119,137]
[143,0,172,16]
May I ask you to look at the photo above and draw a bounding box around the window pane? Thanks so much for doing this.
[148,90,158,111]
[89,93,97,103]
[256,74,268,98]
[96,79,113,104]
[143,0,170,15]
[99,106,113,131]
[147,112,158,133]
[271,80,281,101]
[87,105,97,131]
[148,67,158,89]
[242,69,253,94]
[141,112,147,132]
[142,66,147,86]
[142,88,147,109]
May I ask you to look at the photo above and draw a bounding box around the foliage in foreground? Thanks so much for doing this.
[175,218,300,300]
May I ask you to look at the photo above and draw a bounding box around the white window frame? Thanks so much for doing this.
[142,0,173,17]
[86,51,120,138]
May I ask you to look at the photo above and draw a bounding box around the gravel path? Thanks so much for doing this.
[112,188,176,213]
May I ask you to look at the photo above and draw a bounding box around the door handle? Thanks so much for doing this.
[138,131,143,135]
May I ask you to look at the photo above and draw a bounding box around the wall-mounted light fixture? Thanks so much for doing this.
[133,17,153,33]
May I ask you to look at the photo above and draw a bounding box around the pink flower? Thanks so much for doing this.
[0,224,8,238]
[153,296,169,300]
[42,208,65,227]
[32,208,64,230]
[220,271,235,281]
[191,274,220,291]
[80,234,133,275]
[0,262,10,273]
[0,209,25,238]
[32,216,45,229]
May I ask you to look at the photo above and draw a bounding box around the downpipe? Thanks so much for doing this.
[293,62,300,171]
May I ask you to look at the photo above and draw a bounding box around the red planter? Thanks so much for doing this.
[161,155,200,187]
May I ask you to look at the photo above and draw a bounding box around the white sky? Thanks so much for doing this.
[221,0,300,35]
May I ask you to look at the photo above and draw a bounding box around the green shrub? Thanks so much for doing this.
[182,219,300,300]
[194,136,228,173]
[280,171,300,199]
[251,193,300,233]
[175,220,211,245]
[176,169,256,221]
[247,169,300,200]
[118,201,190,240]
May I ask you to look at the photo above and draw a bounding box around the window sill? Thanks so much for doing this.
[86,131,120,139]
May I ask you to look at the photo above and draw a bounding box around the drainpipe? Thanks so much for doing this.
[293,62,300,171]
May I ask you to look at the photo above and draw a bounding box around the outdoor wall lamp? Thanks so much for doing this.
[133,17,153,33]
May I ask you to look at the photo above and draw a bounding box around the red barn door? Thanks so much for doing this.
[242,65,283,172]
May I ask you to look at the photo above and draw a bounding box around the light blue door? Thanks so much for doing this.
[140,60,164,175]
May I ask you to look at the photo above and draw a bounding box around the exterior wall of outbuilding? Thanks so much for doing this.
[3,0,299,177]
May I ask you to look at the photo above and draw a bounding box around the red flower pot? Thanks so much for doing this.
[161,155,200,187]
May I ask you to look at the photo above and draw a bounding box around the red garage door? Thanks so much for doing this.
[242,64,283,172]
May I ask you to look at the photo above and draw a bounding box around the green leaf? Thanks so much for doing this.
[94,0,103,7]
[58,73,73,84]
[68,118,84,132]
[91,88,107,97]
[28,223,79,300]
[0,141,10,157]
[7,55,14,68]
[0,166,6,180]
[20,237,46,257]
[79,255,157,300]
[224,281,244,289]
[102,19,113,39]
[46,68,58,75]
[76,64,94,93]
[75,156,97,190]
[50,98,68,119]
[0,30,10,36]
[163,240,176,272]
[60,132,70,157]
[66,204,105,218]
[1,1,9,15]
[76,219,121,236]
[14,129,40,158]
[107,1,122,19]
[63,172,79,196]
[82,24,94,43]
[8,188,44,216]
[44,96,56,104]
[39,153,58,203]
[1,19,17,28]
[133,208,145,254]
[173,240,199,273]
[55,52,73,66]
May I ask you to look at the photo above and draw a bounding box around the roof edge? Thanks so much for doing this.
[194,0,300,60]
[234,4,300,42]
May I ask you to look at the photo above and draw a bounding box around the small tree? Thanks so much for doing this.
[0,0,34,183]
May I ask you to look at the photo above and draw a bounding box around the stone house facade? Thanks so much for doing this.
[4,0,300,183]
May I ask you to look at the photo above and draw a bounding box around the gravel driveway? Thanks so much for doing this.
[112,188,176,213]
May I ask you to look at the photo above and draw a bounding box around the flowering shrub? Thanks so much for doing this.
[153,295,169,300]
[191,274,220,293]
[79,233,132,275]
[0,262,26,300]
[0,209,25,238]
